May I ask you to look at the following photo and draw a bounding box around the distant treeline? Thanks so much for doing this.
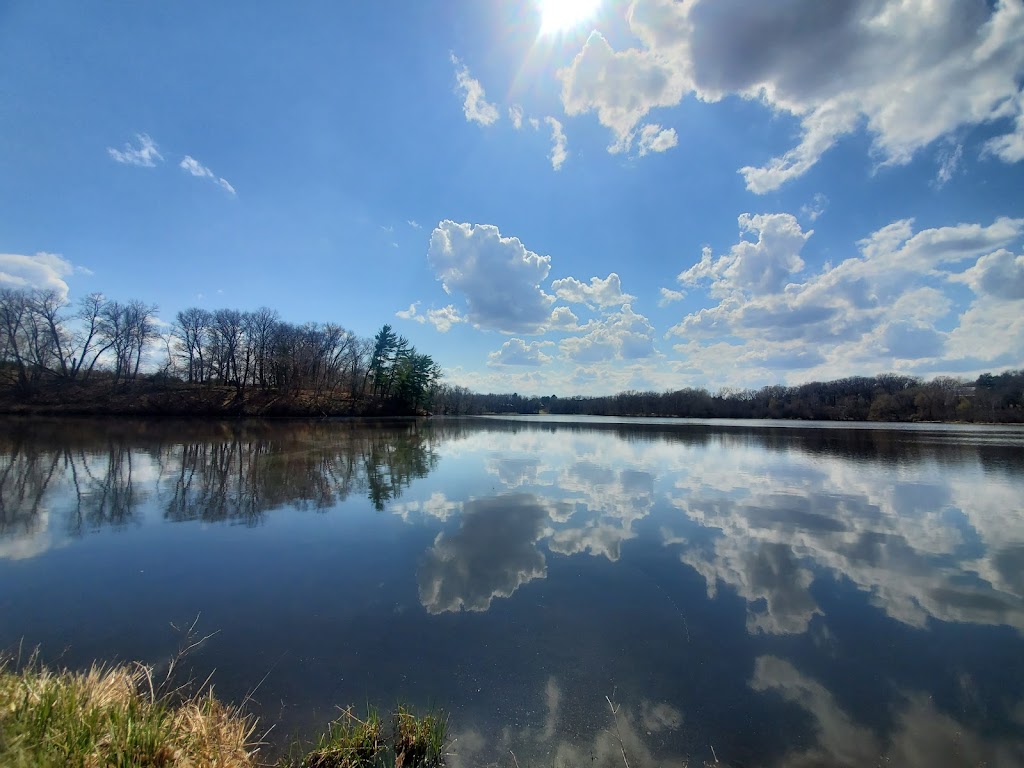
[433,370,1024,423]
[0,287,439,415]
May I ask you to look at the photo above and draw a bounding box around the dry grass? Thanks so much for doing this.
[0,656,449,768]
[0,658,258,768]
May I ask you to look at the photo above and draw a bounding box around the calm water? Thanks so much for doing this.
[2,416,1024,767]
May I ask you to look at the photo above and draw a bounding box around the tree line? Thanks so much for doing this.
[431,371,1024,423]
[0,287,440,413]
[3,286,1020,423]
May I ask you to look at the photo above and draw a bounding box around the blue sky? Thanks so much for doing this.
[2,0,1023,395]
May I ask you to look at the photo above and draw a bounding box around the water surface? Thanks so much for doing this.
[1,416,1023,767]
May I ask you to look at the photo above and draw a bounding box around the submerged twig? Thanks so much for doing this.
[605,694,631,768]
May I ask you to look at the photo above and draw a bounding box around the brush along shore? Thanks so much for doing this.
[0,659,447,768]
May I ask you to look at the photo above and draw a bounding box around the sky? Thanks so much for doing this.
[1,0,1023,396]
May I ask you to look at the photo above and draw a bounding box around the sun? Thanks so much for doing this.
[537,0,602,34]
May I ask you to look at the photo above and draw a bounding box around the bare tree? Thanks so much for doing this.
[174,307,212,384]
[74,293,115,381]
[0,288,32,391]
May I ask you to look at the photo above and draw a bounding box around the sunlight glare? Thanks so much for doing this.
[538,0,601,34]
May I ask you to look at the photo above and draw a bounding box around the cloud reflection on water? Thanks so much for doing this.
[443,420,1024,636]
[418,494,548,614]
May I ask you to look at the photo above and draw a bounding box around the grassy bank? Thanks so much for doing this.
[0,659,446,768]
[0,378,424,419]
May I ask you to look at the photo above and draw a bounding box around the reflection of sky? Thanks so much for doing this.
[395,421,1024,638]
[418,494,547,614]
[3,417,1024,765]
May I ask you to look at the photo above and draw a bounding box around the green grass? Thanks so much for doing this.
[0,656,449,768]
[283,705,448,768]
[0,658,257,767]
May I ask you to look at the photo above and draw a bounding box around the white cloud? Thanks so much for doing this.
[559,30,689,154]
[678,213,811,296]
[451,54,500,126]
[488,338,553,367]
[546,306,581,331]
[636,123,678,155]
[560,304,657,362]
[984,92,1024,162]
[800,192,828,222]
[407,219,422,229]
[668,213,1024,382]
[395,302,424,323]
[426,305,465,333]
[418,494,547,614]
[179,155,236,195]
[528,117,541,131]
[427,221,555,334]
[509,104,524,130]
[658,287,685,306]
[953,248,1024,300]
[551,272,636,308]
[107,133,163,167]
[560,0,1024,190]
[935,142,964,188]
[544,116,568,170]
[0,252,77,298]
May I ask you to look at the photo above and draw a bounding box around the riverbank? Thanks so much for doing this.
[0,379,423,419]
[0,659,447,767]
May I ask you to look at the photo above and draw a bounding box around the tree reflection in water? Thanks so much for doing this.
[0,418,457,541]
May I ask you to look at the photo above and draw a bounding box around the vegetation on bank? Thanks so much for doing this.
[0,658,447,768]
[0,286,439,415]
[433,369,1024,423]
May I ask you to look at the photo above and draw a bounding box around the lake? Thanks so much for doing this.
[1,416,1023,767]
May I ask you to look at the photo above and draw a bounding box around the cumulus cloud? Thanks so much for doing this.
[559,0,1024,190]
[0,252,77,298]
[418,494,548,614]
[546,306,581,331]
[679,213,811,296]
[551,272,636,308]
[560,30,689,154]
[658,287,685,306]
[451,54,500,126]
[179,156,236,195]
[488,338,553,367]
[426,305,464,332]
[427,221,555,333]
[983,92,1024,162]
[636,124,678,155]
[107,133,163,167]
[544,116,568,170]
[560,304,657,362]
[668,214,1024,379]
[395,302,424,322]
[954,248,1024,300]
